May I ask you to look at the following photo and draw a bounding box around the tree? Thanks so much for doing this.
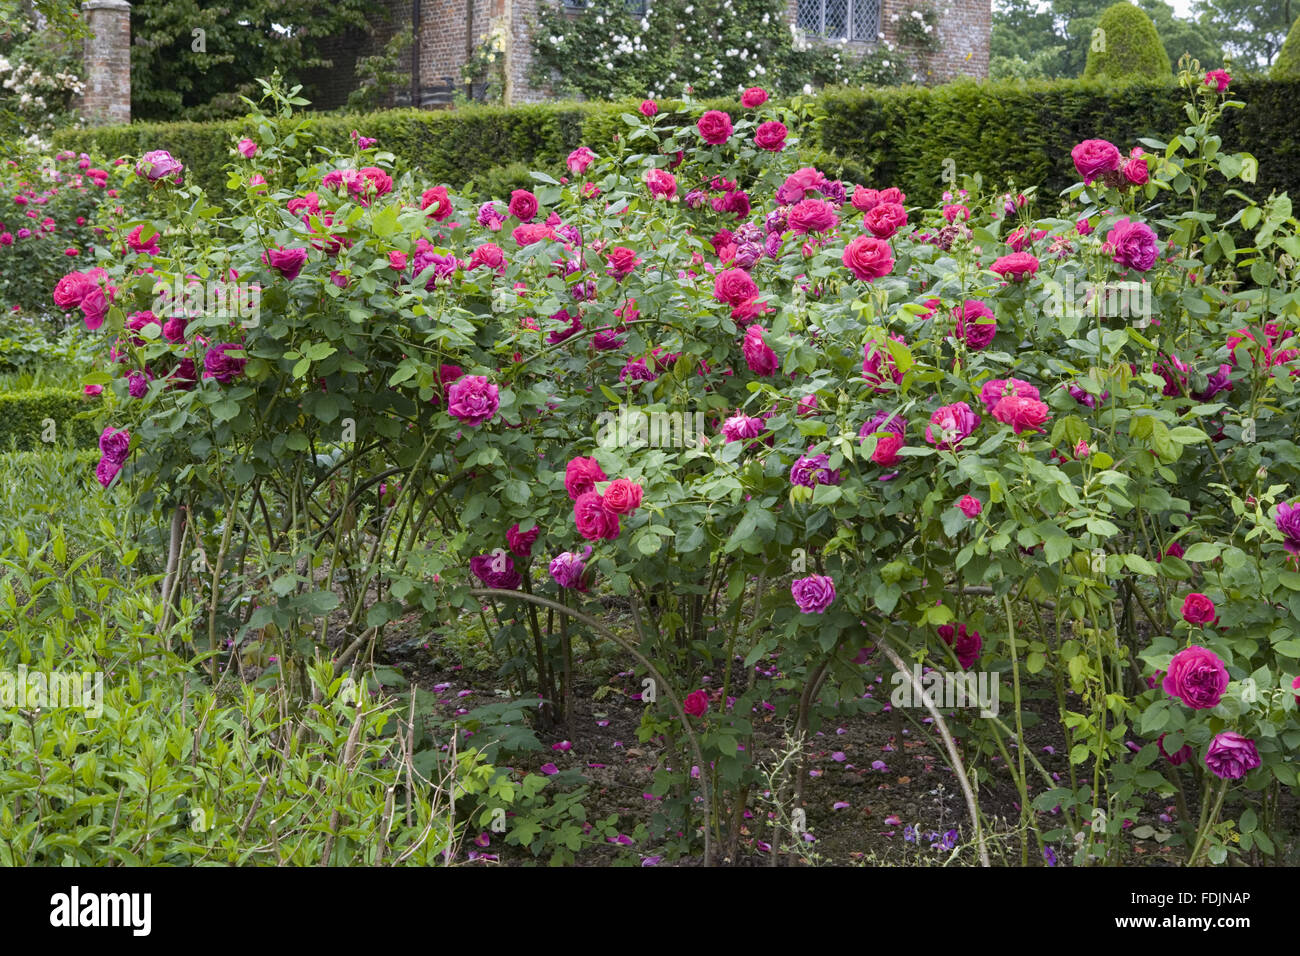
[128,0,383,120]
[1083,1,1172,80]
[1138,0,1224,69]
[1193,0,1296,68]
[1274,15,1300,78]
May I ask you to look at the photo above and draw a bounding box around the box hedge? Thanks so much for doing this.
[0,387,100,451]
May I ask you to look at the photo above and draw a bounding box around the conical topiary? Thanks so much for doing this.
[1273,17,1300,80]
[1083,2,1173,81]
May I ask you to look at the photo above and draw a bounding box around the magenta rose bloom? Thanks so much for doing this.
[1181,592,1217,625]
[266,246,308,280]
[573,491,620,541]
[791,574,835,614]
[564,456,607,500]
[955,300,996,350]
[713,268,759,306]
[53,270,96,309]
[79,285,109,331]
[506,523,541,557]
[470,552,522,590]
[925,402,981,450]
[741,86,768,108]
[1275,501,1300,555]
[958,494,982,518]
[1123,155,1149,186]
[938,623,982,669]
[508,189,539,222]
[979,377,1039,412]
[789,454,842,488]
[864,202,907,239]
[742,325,779,376]
[991,394,1050,434]
[645,168,677,200]
[754,120,787,152]
[721,412,764,443]
[605,245,641,279]
[99,426,131,464]
[843,235,894,282]
[1070,139,1121,186]
[639,99,658,117]
[203,343,247,384]
[446,375,499,426]
[136,149,184,182]
[566,146,595,175]
[1157,733,1194,766]
[683,689,709,717]
[1106,217,1158,272]
[990,252,1039,281]
[549,546,593,591]
[1163,644,1228,709]
[787,198,838,234]
[1204,731,1259,780]
[697,110,733,145]
[1204,69,1231,92]
[95,456,123,488]
[603,478,643,515]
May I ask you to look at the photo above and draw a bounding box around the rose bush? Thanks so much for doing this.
[63,68,1300,866]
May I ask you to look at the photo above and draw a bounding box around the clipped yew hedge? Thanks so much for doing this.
[53,79,1300,208]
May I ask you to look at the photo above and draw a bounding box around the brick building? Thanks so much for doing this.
[305,0,991,109]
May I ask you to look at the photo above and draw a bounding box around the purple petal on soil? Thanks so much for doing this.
[539,763,559,775]
[871,760,888,771]
[831,752,846,762]
[641,856,662,866]
[833,802,851,810]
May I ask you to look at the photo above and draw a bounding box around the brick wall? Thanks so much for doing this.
[79,0,132,125]
[305,0,990,111]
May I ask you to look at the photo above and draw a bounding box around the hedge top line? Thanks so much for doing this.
[50,76,1300,208]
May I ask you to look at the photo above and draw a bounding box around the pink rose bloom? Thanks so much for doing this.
[742,325,779,376]
[446,375,499,426]
[1205,732,1259,780]
[955,300,996,350]
[388,250,408,271]
[1076,217,1094,236]
[843,235,894,282]
[573,491,620,540]
[938,623,982,669]
[788,198,838,234]
[566,146,596,175]
[639,99,658,117]
[851,187,880,213]
[791,575,835,614]
[1070,139,1121,186]
[1106,217,1158,272]
[1163,645,1228,709]
[550,546,593,591]
[237,138,258,158]
[1122,156,1149,186]
[713,268,758,306]
[990,252,1039,281]
[1181,593,1217,625]
[508,189,538,222]
[265,246,308,280]
[603,478,643,515]
[864,202,907,239]
[565,456,607,500]
[79,286,109,331]
[645,168,677,200]
[506,523,541,557]
[925,402,981,450]
[605,245,641,279]
[1204,69,1231,92]
[136,149,183,182]
[469,242,506,273]
[721,412,764,443]
[754,120,787,152]
[870,432,904,466]
[422,186,453,221]
[979,377,1040,411]
[683,689,709,717]
[53,271,97,309]
[861,334,906,390]
[991,394,1050,434]
[99,426,131,464]
[741,87,768,108]
[958,495,982,518]
[697,110,733,145]
[1157,733,1193,766]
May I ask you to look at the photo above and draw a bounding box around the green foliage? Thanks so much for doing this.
[1084,2,1173,81]
[0,387,99,451]
[1273,17,1300,80]
[127,0,381,120]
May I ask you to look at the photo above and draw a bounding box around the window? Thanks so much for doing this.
[796,0,881,42]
